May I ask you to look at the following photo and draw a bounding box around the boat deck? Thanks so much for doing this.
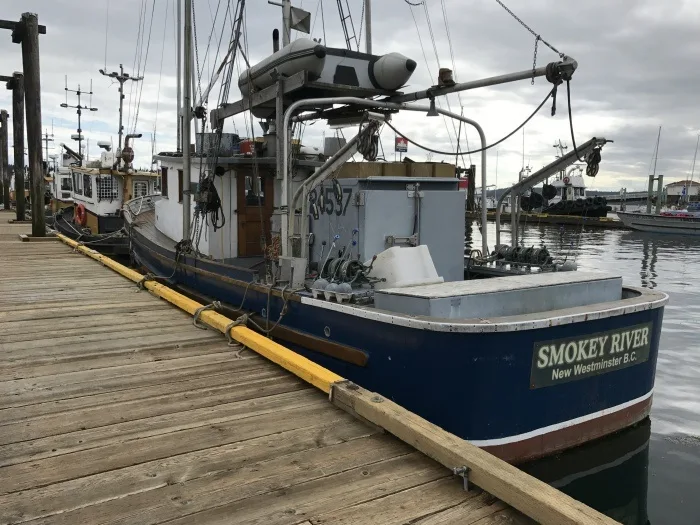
[0,211,535,524]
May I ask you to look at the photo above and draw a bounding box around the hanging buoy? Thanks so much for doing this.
[74,203,87,226]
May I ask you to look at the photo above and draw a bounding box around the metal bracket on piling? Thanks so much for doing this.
[453,466,471,491]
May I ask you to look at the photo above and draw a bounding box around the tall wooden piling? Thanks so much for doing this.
[9,72,24,220]
[0,110,9,211]
[0,13,45,229]
[18,12,45,235]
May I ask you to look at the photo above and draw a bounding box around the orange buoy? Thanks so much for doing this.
[74,203,87,226]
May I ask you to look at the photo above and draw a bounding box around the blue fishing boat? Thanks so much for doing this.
[123,0,667,463]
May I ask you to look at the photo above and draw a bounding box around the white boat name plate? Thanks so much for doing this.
[530,322,653,388]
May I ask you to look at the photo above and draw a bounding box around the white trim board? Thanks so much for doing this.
[469,390,653,447]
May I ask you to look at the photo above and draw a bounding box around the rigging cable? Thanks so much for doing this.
[200,0,225,101]
[494,0,564,57]
[241,7,271,272]
[439,0,471,165]
[384,86,555,156]
[565,80,584,163]
[153,0,171,156]
[191,0,204,105]
[357,0,365,51]
[126,0,147,135]
[422,0,463,162]
[132,0,156,134]
[406,2,456,151]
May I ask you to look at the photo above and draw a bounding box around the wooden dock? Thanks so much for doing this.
[0,210,616,525]
[466,211,629,230]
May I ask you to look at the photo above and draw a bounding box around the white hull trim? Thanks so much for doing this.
[300,287,668,333]
[469,390,653,447]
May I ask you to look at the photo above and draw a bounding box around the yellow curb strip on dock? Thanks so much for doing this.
[55,232,618,525]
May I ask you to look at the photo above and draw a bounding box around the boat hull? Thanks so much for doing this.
[51,207,129,255]
[128,224,666,463]
[617,211,700,235]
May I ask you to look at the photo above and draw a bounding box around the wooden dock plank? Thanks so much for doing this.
[0,212,594,525]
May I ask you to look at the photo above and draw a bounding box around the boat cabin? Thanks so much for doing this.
[152,133,464,275]
[547,169,586,204]
[68,151,159,234]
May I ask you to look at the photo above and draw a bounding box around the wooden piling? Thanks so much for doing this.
[1,110,9,211]
[19,12,45,236]
[10,72,24,221]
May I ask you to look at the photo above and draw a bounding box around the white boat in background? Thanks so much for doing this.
[618,203,700,235]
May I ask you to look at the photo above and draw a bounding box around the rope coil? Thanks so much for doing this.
[225,314,249,347]
[137,272,157,290]
[193,301,222,329]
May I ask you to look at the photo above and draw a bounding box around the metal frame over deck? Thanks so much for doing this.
[209,70,396,130]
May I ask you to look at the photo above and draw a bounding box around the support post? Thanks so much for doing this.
[466,166,475,212]
[365,0,372,54]
[182,0,192,240]
[11,72,25,220]
[176,0,182,152]
[20,13,45,236]
[282,0,291,46]
[0,110,8,211]
[510,195,518,246]
[656,175,663,215]
[646,174,654,214]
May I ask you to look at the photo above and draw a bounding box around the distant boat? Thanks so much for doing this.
[617,203,700,235]
[618,131,700,235]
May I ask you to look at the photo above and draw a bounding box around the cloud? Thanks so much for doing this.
[0,0,697,187]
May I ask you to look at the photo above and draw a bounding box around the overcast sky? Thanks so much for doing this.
[0,0,699,191]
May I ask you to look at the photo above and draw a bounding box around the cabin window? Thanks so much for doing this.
[83,174,93,198]
[96,175,119,201]
[178,169,184,202]
[73,172,82,195]
[133,181,148,198]
[61,178,72,191]
[161,167,168,197]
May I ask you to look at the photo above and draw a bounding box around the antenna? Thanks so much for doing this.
[99,63,143,169]
[60,78,98,167]
[42,128,54,165]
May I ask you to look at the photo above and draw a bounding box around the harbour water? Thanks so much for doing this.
[467,219,700,525]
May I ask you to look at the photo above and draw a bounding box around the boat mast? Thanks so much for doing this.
[365,0,372,54]
[182,0,193,239]
[282,0,291,45]
[176,0,182,153]
[688,135,699,204]
[647,126,662,214]
[652,126,661,177]
[99,64,143,169]
[60,80,98,168]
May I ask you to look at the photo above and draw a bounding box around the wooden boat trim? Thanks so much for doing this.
[177,284,369,367]
[133,234,302,303]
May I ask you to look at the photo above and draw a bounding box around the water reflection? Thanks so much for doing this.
[523,420,651,525]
